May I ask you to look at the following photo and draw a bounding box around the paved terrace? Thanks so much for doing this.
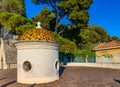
[0,67,120,87]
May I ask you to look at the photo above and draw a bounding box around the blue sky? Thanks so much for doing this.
[25,0,120,38]
[88,0,120,38]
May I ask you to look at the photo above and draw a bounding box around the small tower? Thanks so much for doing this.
[15,22,60,84]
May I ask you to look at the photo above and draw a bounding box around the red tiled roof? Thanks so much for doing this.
[93,40,120,50]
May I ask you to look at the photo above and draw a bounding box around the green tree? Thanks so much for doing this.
[32,0,68,33]
[79,25,111,45]
[33,7,56,31]
[111,36,120,41]
[32,0,92,39]
[59,0,93,44]
[32,0,93,45]
[0,12,35,35]
[73,45,95,62]
[59,0,92,28]
[52,32,77,52]
[0,0,26,16]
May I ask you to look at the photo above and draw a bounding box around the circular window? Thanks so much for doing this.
[23,61,32,72]
[55,61,59,71]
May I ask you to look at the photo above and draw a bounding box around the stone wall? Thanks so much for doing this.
[0,39,17,69]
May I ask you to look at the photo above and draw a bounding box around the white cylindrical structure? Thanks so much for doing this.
[15,41,60,84]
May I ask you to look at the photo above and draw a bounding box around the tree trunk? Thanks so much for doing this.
[86,55,88,63]
[86,58,88,63]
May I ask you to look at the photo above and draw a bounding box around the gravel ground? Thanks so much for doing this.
[0,66,120,87]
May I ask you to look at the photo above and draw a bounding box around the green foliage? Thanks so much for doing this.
[73,49,95,59]
[32,0,92,38]
[52,32,77,52]
[0,12,35,35]
[59,0,93,27]
[111,36,120,41]
[15,23,36,35]
[59,0,93,44]
[97,52,113,59]
[73,44,95,62]
[59,0,92,10]
[33,7,56,31]
[79,25,112,45]
[0,0,26,16]
[32,0,68,33]
[59,43,95,62]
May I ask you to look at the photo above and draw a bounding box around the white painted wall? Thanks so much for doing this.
[67,62,120,69]
[15,41,60,84]
[0,39,7,69]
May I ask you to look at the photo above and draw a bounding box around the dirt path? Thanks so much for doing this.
[0,67,120,87]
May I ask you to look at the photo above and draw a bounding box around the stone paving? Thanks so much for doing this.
[0,67,120,87]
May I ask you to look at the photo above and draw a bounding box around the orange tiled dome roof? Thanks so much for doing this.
[19,28,55,41]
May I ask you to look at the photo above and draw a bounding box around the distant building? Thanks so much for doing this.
[0,39,17,69]
[93,40,120,63]
[1,27,18,40]
[0,27,18,69]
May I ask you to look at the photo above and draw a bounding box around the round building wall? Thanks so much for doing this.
[15,41,60,84]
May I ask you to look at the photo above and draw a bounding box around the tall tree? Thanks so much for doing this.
[59,0,92,28]
[32,0,70,33]
[32,0,93,44]
[79,25,111,45]
[0,0,26,16]
[59,0,93,44]
[33,7,56,31]
[0,12,35,35]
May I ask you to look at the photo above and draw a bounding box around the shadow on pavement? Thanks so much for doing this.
[1,80,16,87]
[113,79,120,84]
[29,83,36,87]
[0,77,7,81]
[59,66,66,77]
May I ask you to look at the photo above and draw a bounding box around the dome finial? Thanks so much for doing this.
[36,22,41,28]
